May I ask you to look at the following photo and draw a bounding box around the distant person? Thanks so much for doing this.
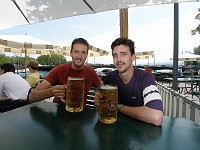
[178,66,183,77]
[0,63,30,112]
[145,66,152,72]
[29,38,102,105]
[184,67,194,77]
[94,38,163,126]
[26,60,40,87]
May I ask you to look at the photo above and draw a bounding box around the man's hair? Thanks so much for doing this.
[0,63,15,73]
[29,66,38,70]
[111,38,135,55]
[28,60,38,70]
[71,38,89,52]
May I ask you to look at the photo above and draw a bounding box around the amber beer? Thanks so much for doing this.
[65,77,85,112]
[99,84,118,124]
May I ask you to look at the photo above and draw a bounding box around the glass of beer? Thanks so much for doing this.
[98,84,118,124]
[65,77,85,112]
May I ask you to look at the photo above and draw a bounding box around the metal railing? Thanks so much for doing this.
[157,82,200,125]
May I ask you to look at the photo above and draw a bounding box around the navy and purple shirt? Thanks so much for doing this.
[104,67,163,111]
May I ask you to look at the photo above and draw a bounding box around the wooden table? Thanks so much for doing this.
[0,102,200,150]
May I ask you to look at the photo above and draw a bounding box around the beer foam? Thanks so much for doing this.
[100,85,117,90]
[68,77,84,80]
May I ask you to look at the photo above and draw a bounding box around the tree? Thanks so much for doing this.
[0,54,13,64]
[0,53,35,67]
[191,8,200,35]
[37,54,67,66]
[37,55,50,65]
[50,54,67,65]
[20,56,35,66]
[194,45,200,55]
[192,8,200,60]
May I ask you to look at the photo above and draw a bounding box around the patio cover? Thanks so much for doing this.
[62,45,109,57]
[0,34,61,55]
[0,34,61,49]
[134,51,154,65]
[0,46,60,55]
[135,51,154,59]
[170,52,200,61]
[0,0,197,30]
[0,34,62,77]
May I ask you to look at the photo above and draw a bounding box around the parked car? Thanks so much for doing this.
[94,67,115,81]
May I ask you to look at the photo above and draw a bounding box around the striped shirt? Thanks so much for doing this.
[104,67,163,111]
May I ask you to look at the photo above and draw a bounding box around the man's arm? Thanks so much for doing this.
[29,79,66,103]
[94,92,163,126]
[29,80,54,102]
[119,106,163,126]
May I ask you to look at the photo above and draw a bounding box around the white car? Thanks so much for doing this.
[95,67,115,78]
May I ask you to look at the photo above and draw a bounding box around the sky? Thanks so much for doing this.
[0,2,199,65]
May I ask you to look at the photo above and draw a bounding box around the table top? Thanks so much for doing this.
[0,102,200,150]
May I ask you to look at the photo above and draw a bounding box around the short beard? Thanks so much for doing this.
[118,68,127,74]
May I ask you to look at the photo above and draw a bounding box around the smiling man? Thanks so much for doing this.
[29,38,101,104]
[94,38,163,126]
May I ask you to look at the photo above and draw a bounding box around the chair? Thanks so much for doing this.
[26,86,53,103]
[0,87,33,113]
[191,91,200,101]
[86,89,96,108]
[26,86,36,103]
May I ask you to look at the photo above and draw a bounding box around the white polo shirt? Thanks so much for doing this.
[0,72,31,100]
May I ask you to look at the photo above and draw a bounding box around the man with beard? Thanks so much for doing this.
[29,38,101,105]
[94,38,163,126]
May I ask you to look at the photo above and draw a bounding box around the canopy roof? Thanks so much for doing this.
[0,34,61,49]
[0,34,109,56]
[0,46,60,55]
[170,52,200,61]
[0,0,197,30]
[135,51,154,59]
[62,45,109,57]
[0,34,61,55]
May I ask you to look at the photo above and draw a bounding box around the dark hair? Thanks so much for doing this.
[0,63,15,73]
[71,38,89,52]
[29,66,38,70]
[111,38,135,55]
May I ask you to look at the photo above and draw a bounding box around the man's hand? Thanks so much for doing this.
[52,85,66,99]
[94,92,101,109]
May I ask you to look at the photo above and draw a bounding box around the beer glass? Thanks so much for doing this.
[65,77,85,112]
[98,84,118,124]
